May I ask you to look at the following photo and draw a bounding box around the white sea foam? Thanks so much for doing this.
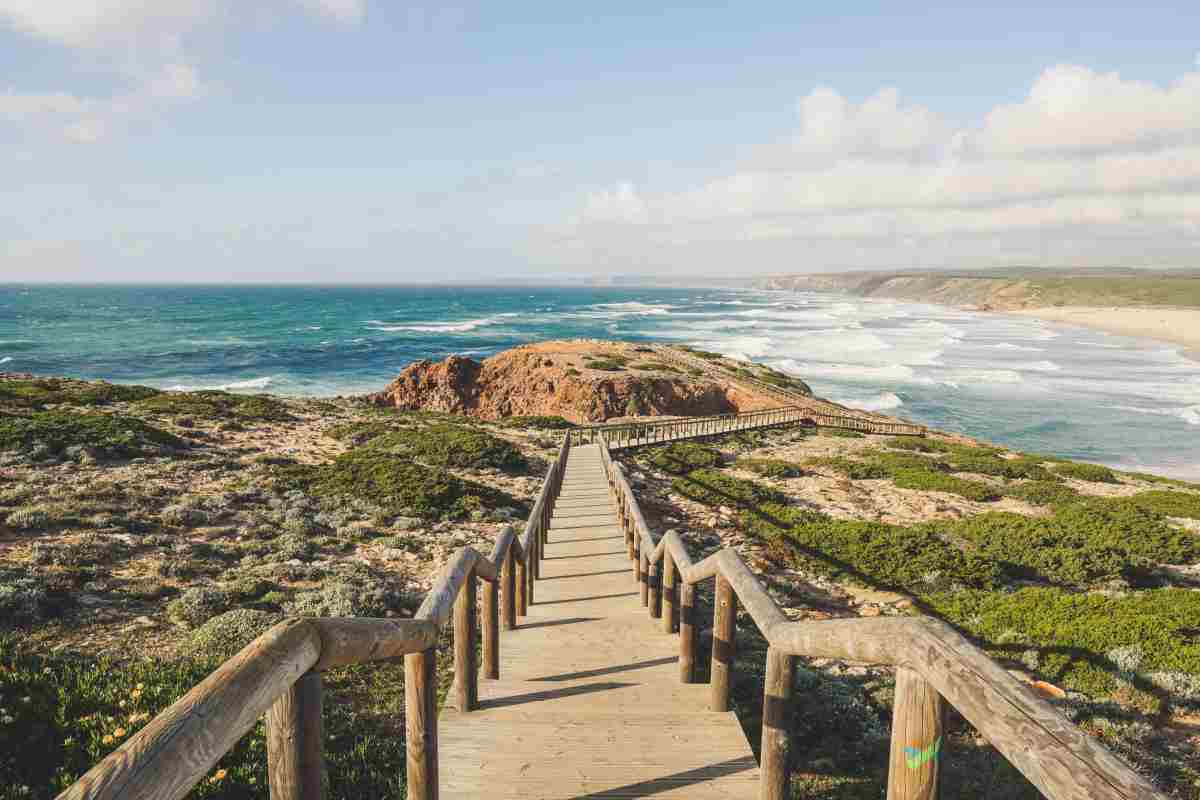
[940,368,1025,384]
[1113,405,1200,426]
[165,376,275,392]
[775,359,916,382]
[835,392,904,411]
[1022,360,1062,372]
[0,356,12,365]
[991,343,1044,352]
[589,302,675,315]
[367,313,518,333]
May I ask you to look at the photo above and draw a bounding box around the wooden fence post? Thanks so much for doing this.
[516,555,529,616]
[887,667,944,800]
[711,574,736,711]
[760,648,793,800]
[680,580,696,682]
[266,670,325,800]
[662,547,677,634]
[405,648,438,800]
[632,529,641,581]
[482,572,499,680]
[648,559,662,619]
[639,549,650,607]
[501,546,516,630]
[454,573,478,712]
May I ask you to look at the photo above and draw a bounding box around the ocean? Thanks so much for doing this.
[1,284,1198,479]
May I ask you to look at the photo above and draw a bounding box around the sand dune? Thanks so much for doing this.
[1011,306,1200,359]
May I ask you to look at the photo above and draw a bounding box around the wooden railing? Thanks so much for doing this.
[598,441,1166,800]
[656,346,929,436]
[570,404,924,449]
[56,435,571,800]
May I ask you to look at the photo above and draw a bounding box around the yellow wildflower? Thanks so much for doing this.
[208,769,228,784]
[135,683,145,690]
[113,728,127,738]
[130,688,142,700]
[101,735,114,745]
[128,712,150,724]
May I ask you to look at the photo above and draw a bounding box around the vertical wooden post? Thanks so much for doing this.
[680,579,696,682]
[887,667,944,800]
[662,547,677,634]
[405,649,438,800]
[453,573,478,712]
[760,647,793,800]
[648,559,662,619]
[632,528,641,581]
[711,574,736,711]
[639,550,650,607]
[516,555,529,616]
[501,546,516,630]
[624,500,635,560]
[482,572,499,681]
[267,670,325,800]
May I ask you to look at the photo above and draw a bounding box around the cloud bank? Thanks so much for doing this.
[547,65,1200,271]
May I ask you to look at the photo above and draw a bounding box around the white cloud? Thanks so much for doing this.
[546,64,1200,271]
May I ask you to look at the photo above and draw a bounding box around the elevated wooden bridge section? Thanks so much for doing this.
[59,404,1162,800]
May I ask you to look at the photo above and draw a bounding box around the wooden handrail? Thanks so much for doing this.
[58,431,574,800]
[597,439,1165,800]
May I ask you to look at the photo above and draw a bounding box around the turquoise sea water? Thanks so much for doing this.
[1,284,1198,479]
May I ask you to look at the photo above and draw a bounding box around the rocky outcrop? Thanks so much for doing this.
[369,341,782,424]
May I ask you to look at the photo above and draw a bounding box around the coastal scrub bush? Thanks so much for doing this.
[867,451,951,473]
[0,634,408,799]
[1003,480,1080,506]
[735,458,804,479]
[805,456,889,480]
[166,586,230,628]
[1118,490,1200,519]
[889,468,1000,502]
[0,378,160,410]
[822,428,865,439]
[629,362,680,373]
[0,410,185,461]
[5,506,50,531]
[670,468,786,507]
[275,451,520,521]
[937,503,1198,587]
[492,415,577,430]
[284,578,393,618]
[753,365,812,394]
[924,587,1200,701]
[883,436,955,453]
[582,359,626,371]
[947,451,1055,481]
[325,420,396,445]
[136,390,294,423]
[363,424,526,472]
[745,503,1000,591]
[0,571,51,627]
[646,442,722,475]
[189,609,281,658]
[1053,461,1119,483]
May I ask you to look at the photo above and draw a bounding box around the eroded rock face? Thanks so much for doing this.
[369,343,779,423]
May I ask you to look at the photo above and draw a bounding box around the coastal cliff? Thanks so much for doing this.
[368,340,785,423]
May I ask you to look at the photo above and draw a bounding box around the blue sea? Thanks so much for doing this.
[1,284,1198,479]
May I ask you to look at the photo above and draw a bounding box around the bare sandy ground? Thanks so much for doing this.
[1010,306,1200,359]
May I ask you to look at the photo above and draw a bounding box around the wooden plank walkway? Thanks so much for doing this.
[438,443,759,798]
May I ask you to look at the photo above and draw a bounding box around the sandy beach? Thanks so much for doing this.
[1010,306,1200,360]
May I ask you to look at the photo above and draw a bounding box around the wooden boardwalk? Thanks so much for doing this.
[438,443,759,799]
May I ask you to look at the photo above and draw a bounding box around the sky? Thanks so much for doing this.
[2,1,1199,283]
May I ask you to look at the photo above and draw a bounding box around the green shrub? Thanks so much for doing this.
[867,451,951,473]
[582,359,626,371]
[0,378,160,410]
[136,390,293,422]
[5,506,50,531]
[0,410,185,461]
[948,452,1055,481]
[363,424,526,472]
[189,609,281,658]
[1053,461,1119,484]
[1119,490,1200,519]
[925,587,1200,701]
[646,442,722,475]
[325,421,396,445]
[493,415,577,430]
[938,503,1198,587]
[754,365,812,394]
[805,456,889,480]
[822,428,865,439]
[628,362,680,373]
[883,437,954,453]
[0,634,409,798]
[746,503,1001,591]
[671,468,786,507]
[736,458,804,479]
[275,449,520,521]
[564,367,581,377]
[0,572,51,627]
[1003,480,1080,506]
[284,579,393,618]
[166,587,230,628]
[889,469,1000,502]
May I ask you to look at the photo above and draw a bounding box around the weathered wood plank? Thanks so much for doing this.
[266,670,325,800]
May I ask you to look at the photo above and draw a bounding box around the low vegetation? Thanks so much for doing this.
[0,410,185,462]
[1053,461,1119,483]
[136,390,294,423]
[670,468,786,508]
[0,378,160,409]
[644,442,722,475]
[360,424,527,473]
[735,457,804,479]
[490,415,577,430]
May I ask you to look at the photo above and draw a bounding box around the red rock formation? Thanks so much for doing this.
[369,342,780,424]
